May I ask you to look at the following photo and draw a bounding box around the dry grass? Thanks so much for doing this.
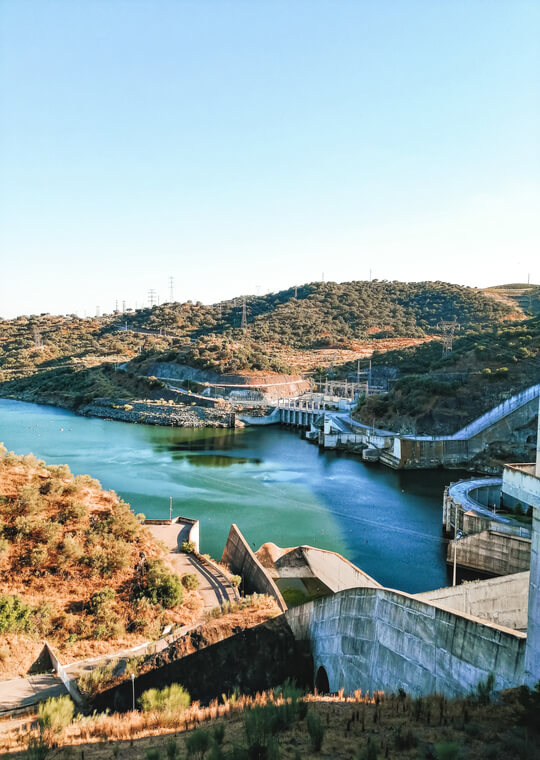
[268,337,434,374]
[0,452,204,676]
[1,687,538,759]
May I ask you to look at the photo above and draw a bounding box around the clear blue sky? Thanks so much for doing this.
[1,0,539,318]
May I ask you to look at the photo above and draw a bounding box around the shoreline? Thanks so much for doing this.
[0,393,238,429]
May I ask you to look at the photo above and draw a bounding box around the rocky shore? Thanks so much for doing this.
[79,398,237,427]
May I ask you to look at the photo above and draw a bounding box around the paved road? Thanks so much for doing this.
[0,674,67,714]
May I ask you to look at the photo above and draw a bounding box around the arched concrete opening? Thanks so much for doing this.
[315,665,330,694]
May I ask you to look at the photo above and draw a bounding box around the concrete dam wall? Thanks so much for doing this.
[222,524,287,612]
[285,586,526,698]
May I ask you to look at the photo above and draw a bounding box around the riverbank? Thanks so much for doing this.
[79,398,237,428]
[0,392,237,428]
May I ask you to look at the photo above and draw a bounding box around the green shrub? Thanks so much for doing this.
[212,723,226,745]
[181,573,200,591]
[77,661,117,697]
[475,672,495,705]
[185,729,212,759]
[434,742,461,760]
[0,594,33,634]
[142,560,183,608]
[30,546,48,568]
[38,695,74,736]
[139,683,191,714]
[306,711,325,752]
[395,723,418,750]
[26,735,49,760]
[182,540,196,553]
[166,737,178,760]
[18,484,42,514]
[230,575,242,588]
[145,750,162,760]
[88,586,116,616]
[356,737,378,760]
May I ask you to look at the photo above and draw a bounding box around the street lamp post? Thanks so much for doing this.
[131,673,135,711]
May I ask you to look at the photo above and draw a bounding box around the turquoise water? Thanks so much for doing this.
[0,398,460,593]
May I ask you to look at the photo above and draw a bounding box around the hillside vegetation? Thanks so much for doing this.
[123,280,514,348]
[356,316,540,438]
[0,447,201,676]
[0,280,521,412]
[3,682,540,760]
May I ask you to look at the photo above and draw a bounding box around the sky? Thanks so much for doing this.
[1,0,539,318]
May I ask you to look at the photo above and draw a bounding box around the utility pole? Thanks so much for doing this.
[169,276,175,302]
[294,286,298,298]
[148,289,157,308]
[453,502,458,586]
[241,297,248,332]
[437,320,460,355]
[115,299,119,313]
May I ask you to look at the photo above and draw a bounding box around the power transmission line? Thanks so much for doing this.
[169,276,175,302]
[148,289,157,307]
[437,320,460,354]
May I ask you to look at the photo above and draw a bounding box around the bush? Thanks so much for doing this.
[182,540,196,553]
[212,723,226,745]
[26,735,49,760]
[166,737,178,760]
[139,683,191,714]
[38,695,74,737]
[181,573,200,591]
[395,723,418,750]
[88,586,116,616]
[307,712,325,752]
[77,661,117,697]
[475,672,495,705]
[146,750,162,760]
[434,742,461,760]
[185,729,212,759]
[142,560,183,608]
[356,737,378,760]
[0,594,33,634]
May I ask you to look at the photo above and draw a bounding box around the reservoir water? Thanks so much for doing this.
[0,398,463,593]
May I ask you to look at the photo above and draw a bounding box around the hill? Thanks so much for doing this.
[355,315,540,440]
[121,280,515,349]
[0,282,517,410]
[0,447,202,677]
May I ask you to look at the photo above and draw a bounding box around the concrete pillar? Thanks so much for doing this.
[536,407,540,478]
[525,504,540,685]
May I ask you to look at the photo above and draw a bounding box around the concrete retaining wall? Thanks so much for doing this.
[416,572,529,631]
[381,388,539,469]
[90,616,312,712]
[285,587,526,698]
[447,531,531,576]
[222,524,287,612]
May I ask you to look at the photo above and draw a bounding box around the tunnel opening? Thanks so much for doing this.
[315,665,330,694]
